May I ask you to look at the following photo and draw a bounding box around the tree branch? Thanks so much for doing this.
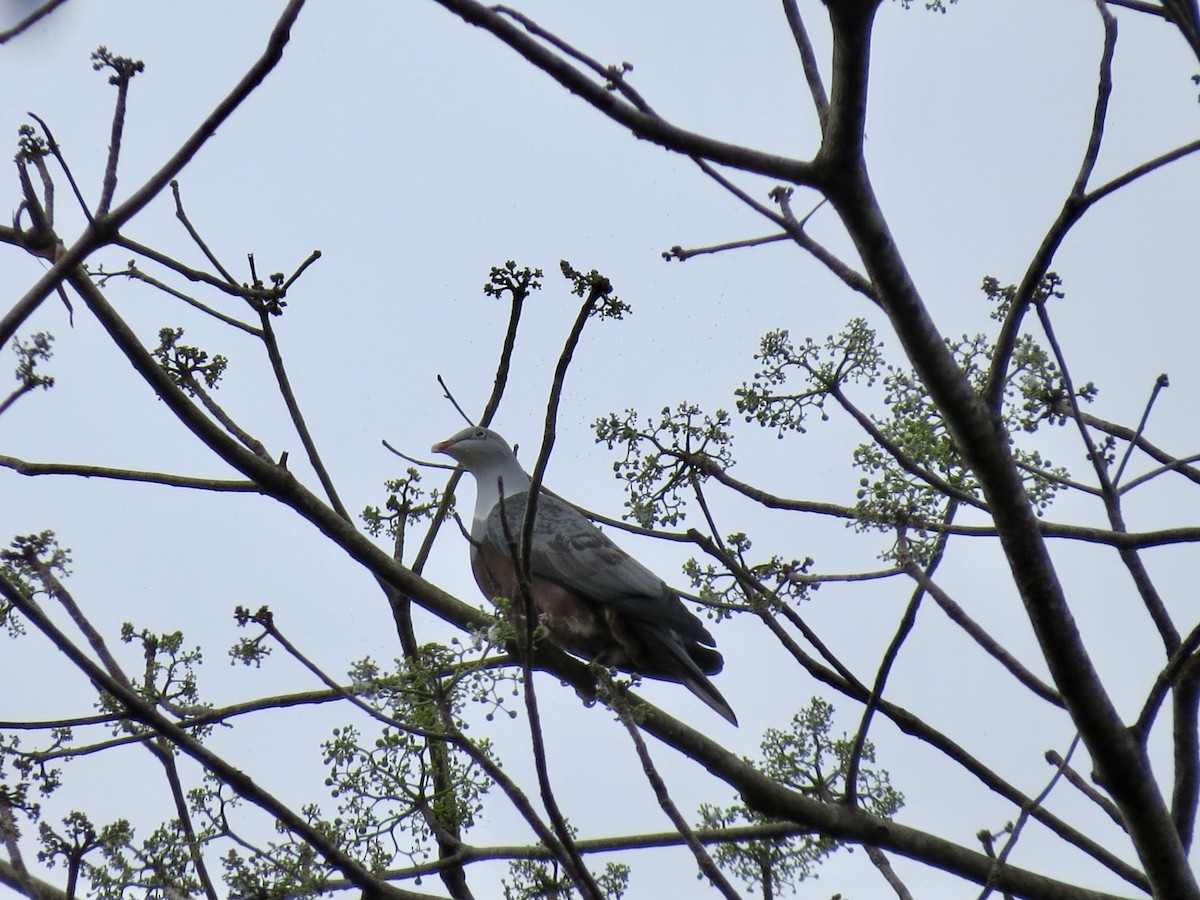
[0,0,69,44]
[782,0,829,132]
[0,573,435,900]
[428,0,818,185]
[0,0,307,348]
[612,690,743,899]
[0,455,260,491]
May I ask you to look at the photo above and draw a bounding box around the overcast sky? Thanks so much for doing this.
[2,1,1199,897]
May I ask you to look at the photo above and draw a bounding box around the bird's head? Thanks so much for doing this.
[431,426,520,476]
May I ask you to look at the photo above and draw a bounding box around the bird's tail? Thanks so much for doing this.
[650,626,738,726]
[682,671,738,726]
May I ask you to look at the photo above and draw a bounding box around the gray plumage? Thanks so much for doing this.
[432,426,736,725]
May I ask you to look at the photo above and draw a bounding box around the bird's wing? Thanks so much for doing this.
[482,491,715,646]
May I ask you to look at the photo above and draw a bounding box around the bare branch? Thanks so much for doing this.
[0,0,70,44]
[520,271,617,898]
[1133,620,1200,741]
[94,48,144,217]
[904,559,1063,708]
[828,382,987,510]
[493,5,655,114]
[99,262,263,335]
[1034,299,1179,651]
[1045,749,1126,831]
[113,234,247,296]
[1114,374,1170,487]
[865,845,915,900]
[1118,453,1200,495]
[0,791,43,900]
[662,232,790,262]
[0,573,437,900]
[430,0,819,185]
[986,2,1118,408]
[169,181,237,284]
[846,517,954,807]
[437,373,476,427]
[0,0,308,348]
[782,0,830,131]
[611,687,743,900]
[155,737,220,900]
[1089,135,1200,204]
[978,736,1081,900]
[0,454,258,491]
[693,159,878,301]
[258,313,349,518]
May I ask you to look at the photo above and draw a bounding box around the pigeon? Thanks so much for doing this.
[432,426,736,725]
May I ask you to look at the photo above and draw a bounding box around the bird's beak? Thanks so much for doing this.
[431,438,455,454]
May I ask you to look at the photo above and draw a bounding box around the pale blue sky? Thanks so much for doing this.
[2,2,1199,897]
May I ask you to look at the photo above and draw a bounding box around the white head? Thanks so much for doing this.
[429,429,528,487]
[432,426,531,528]
[431,426,523,474]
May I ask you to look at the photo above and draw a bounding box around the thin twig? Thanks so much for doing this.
[177,369,272,460]
[0,383,38,418]
[0,0,69,44]
[114,235,246,296]
[279,249,322,292]
[782,0,830,131]
[1105,0,1169,16]
[107,263,263,335]
[0,573,433,900]
[864,845,915,900]
[0,455,259,491]
[508,272,617,900]
[170,181,237,284]
[96,51,144,217]
[432,1,817,184]
[978,735,1081,900]
[1118,453,1200,495]
[845,517,950,806]
[903,554,1064,707]
[1035,299,1179,651]
[259,313,349,518]
[693,158,878,302]
[986,2,1118,408]
[382,439,455,471]
[522,272,613,570]
[1084,136,1200,206]
[1133,620,1200,741]
[0,0,309,348]
[325,822,816,887]
[611,687,743,899]
[662,233,789,262]
[0,790,43,900]
[493,6,656,114]
[1113,373,1169,487]
[828,382,986,509]
[437,374,475,426]
[156,737,221,900]
[26,553,134,689]
[409,267,534,581]
[1045,749,1125,830]
[30,154,54,229]
[26,112,92,222]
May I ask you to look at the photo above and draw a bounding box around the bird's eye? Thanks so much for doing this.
[474,428,486,438]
